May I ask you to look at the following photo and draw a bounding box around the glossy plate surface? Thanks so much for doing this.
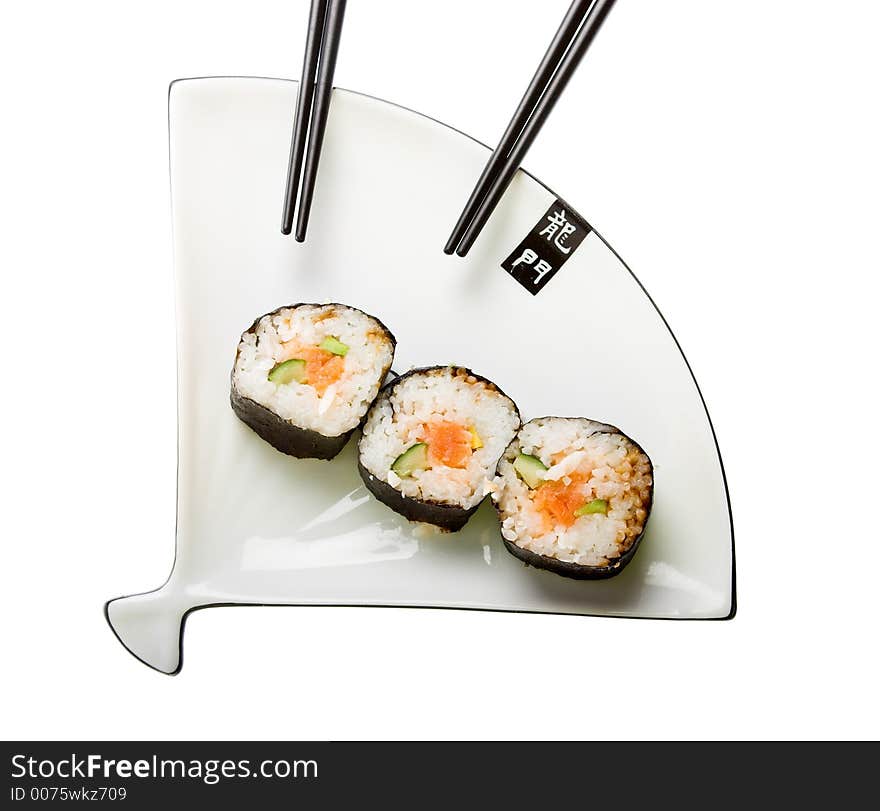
[107,77,734,674]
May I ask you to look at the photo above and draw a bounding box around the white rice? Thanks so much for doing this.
[493,417,652,567]
[232,304,394,437]
[359,367,520,509]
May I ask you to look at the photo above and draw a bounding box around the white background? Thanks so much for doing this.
[1,1,877,740]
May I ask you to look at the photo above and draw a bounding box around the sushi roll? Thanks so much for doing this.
[358,366,520,531]
[231,303,395,459]
[493,417,653,579]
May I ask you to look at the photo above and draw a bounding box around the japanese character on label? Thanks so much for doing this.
[538,208,577,254]
[511,248,554,285]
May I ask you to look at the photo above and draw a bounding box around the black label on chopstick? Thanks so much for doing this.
[500,200,591,294]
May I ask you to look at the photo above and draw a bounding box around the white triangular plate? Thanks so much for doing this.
[107,77,735,674]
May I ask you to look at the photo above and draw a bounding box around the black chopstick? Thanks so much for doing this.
[446,0,616,257]
[443,0,592,255]
[282,0,329,237]
[295,0,347,242]
[281,0,348,241]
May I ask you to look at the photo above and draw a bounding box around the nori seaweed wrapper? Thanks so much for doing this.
[357,366,520,531]
[230,303,396,461]
[495,420,654,580]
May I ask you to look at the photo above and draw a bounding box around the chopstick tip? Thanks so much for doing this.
[442,234,462,255]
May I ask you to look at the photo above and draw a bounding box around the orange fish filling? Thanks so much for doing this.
[281,344,345,396]
[532,472,589,529]
[421,421,473,469]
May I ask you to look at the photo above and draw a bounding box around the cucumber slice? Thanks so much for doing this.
[391,443,429,477]
[268,358,306,385]
[513,453,547,489]
[574,499,608,517]
[319,336,349,356]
